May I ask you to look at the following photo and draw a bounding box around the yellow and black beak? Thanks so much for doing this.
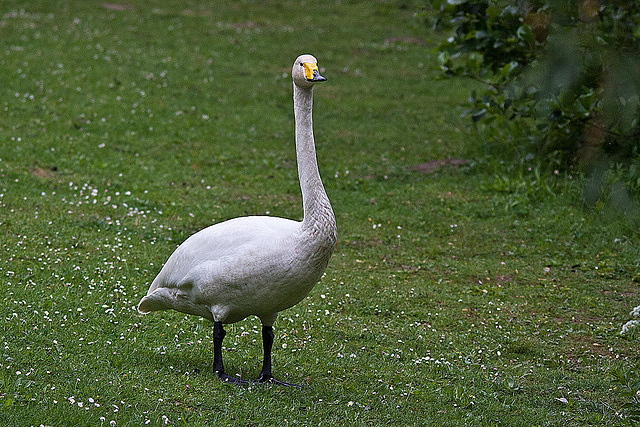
[302,62,327,82]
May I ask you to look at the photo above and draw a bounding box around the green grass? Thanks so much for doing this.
[1,1,639,425]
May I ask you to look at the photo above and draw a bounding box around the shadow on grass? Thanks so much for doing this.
[130,343,274,385]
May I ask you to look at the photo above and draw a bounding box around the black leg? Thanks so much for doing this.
[257,325,274,382]
[213,321,226,376]
[213,321,247,385]
[256,325,301,387]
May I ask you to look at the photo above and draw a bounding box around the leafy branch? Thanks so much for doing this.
[432,0,640,173]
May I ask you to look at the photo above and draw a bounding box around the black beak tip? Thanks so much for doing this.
[310,69,327,82]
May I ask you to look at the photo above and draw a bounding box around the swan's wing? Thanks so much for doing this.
[147,216,300,291]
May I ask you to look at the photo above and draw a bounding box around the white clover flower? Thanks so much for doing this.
[620,319,640,335]
[620,306,640,335]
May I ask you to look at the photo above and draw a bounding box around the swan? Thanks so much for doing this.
[137,54,337,385]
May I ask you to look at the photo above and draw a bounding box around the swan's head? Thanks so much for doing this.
[292,54,326,89]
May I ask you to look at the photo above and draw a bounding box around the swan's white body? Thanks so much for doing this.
[139,213,334,326]
[138,55,336,336]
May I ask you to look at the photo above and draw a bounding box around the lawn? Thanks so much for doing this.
[1,1,639,425]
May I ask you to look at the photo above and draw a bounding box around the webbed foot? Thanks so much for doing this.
[256,373,302,388]
[215,370,249,385]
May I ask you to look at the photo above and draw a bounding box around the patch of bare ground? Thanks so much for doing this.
[385,37,426,45]
[412,158,467,174]
[100,3,134,11]
[30,166,58,180]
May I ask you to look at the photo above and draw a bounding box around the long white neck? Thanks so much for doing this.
[293,84,336,240]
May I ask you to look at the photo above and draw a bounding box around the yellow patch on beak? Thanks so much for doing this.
[302,62,320,81]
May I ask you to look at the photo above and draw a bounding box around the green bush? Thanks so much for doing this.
[432,0,640,186]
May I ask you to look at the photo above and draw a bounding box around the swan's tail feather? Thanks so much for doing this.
[137,294,167,314]
[137,289,214,320]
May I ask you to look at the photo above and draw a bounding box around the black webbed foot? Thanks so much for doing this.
[215,370,249,385]
[255,373,302,388]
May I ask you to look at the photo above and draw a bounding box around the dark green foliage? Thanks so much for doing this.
[433,0,640,185]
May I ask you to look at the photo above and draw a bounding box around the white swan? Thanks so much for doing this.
[138,54,336,385]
